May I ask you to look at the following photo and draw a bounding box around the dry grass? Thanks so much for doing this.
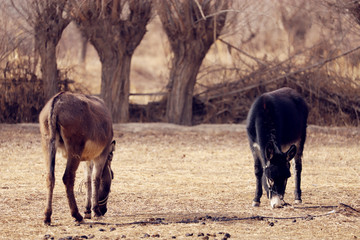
[0,123,359,239]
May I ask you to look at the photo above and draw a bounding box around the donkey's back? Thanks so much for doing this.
[247,87,308,148]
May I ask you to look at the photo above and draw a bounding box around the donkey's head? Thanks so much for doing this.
[263,142,297,208]
[98,140,116,215]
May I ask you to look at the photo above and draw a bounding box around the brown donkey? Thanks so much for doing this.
[39,92,115,225]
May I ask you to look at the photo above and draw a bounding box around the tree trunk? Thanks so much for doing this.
[79,34,88,64]
[100,52,131,123]
[166,49,204,125]
[158,0,228,125]
[74,1,152,123]
[37,39,58,100]
[28,0,70,101]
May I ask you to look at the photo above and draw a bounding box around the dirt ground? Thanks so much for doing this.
[0,123,359,240]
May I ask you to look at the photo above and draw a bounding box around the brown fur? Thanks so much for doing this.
[39,92,115,225]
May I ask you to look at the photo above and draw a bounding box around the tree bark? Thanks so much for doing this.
[101,53,131,123]
[73,0,152,122]
[37,39,58,99]
[89,35,134,123]
[158,0,228,125]
[31,0,70,100]
[166,45,205,125]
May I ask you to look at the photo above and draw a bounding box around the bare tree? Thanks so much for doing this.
[79,33,88,64]
[71,0,152,123]
[334,0,360,29]
[10,0,71,100]
[158,0,228,125]
[279,0,312,53]
[0,3,21,65]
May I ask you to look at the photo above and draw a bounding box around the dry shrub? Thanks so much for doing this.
[129,96,206,124]
[129,99,167,123]
[0,58,87,123]
[0,57,44,123]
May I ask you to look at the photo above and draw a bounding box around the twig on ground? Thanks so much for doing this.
[82,204,347,227]
[339,203,360,213]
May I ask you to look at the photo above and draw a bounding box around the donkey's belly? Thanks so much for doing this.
[82,140,105,161]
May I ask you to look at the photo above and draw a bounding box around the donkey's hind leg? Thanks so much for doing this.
[294,136,306,204]
[63,156,83,223]
[44,139,56,225]
[44,165,55,225]
[84,161,93,219]
[294,154,302,204]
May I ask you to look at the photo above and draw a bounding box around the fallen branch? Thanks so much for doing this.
[82,204,344,227]
[339,202,360,214]
[218,38,267,66]
[293,205,338,210]
[130,92,167,96]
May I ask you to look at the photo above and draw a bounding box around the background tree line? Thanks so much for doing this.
[1,0,360,126]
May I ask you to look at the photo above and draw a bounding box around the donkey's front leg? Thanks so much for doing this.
[63,157,83,223]
[252,157,263,207]
[91,160,106,217]
[84,161,93,219]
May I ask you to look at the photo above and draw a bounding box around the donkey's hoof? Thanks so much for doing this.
[252,201,260,207]
[75,218,85,224]
[44,220,51,226]
[93,214,104,221]
[84,213,92,219]
[93,208,103,218]
[74,214,84,224]
[294,199,302,204]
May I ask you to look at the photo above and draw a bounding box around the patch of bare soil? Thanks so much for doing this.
[0,123,359,239]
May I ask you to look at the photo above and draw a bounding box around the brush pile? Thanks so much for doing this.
[192,45,360,126]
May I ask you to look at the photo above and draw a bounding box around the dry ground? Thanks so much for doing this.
[0,123,359,240]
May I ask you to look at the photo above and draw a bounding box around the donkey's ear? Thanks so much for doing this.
[265,142,274,161]
[111,140,116,152]
[107,141,116,162]
[286,145,297,161]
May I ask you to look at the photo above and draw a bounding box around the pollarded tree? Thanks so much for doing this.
[71,0,152,123]
[158,0,228,125]
[10,0,71,100]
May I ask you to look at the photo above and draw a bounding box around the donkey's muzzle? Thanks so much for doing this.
[99,206,107,215]
[270,195,284,208]
[99,194,109,215]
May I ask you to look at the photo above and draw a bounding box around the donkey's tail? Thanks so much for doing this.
[48,92,65,177]
[43,92,65,225]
